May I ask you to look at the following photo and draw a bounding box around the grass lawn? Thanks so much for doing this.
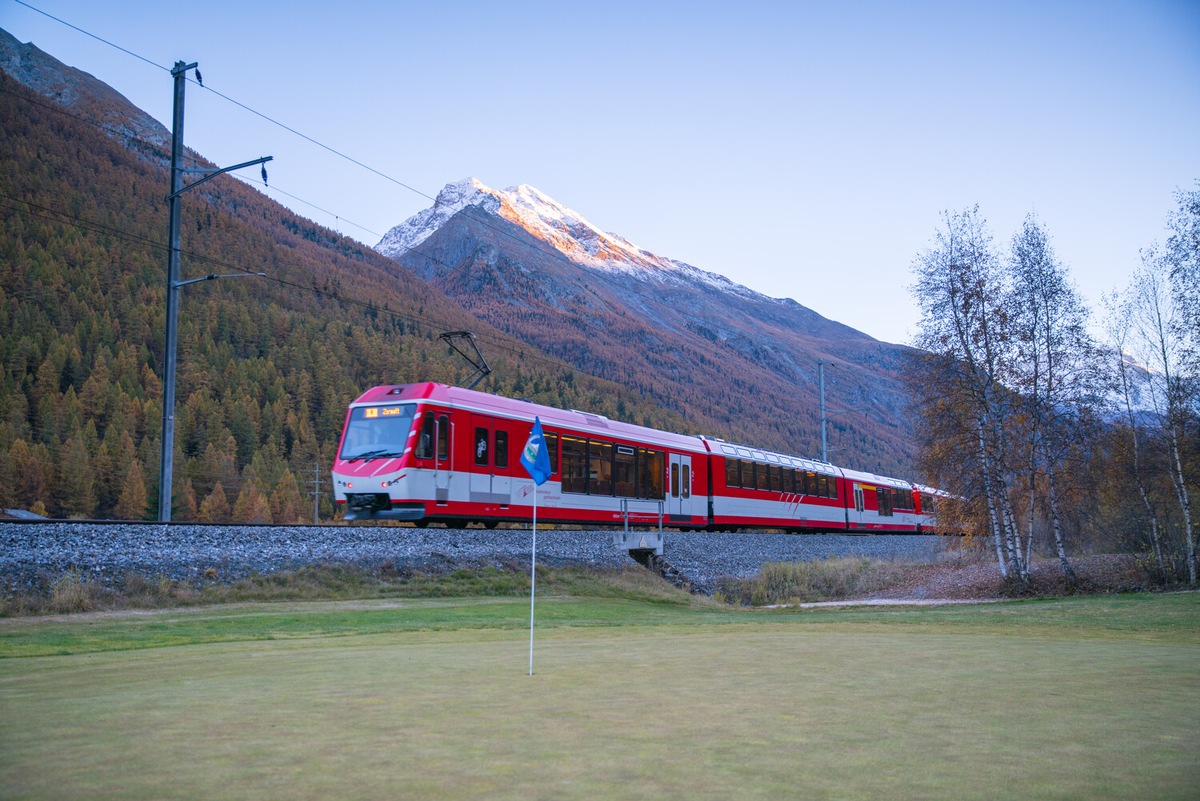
[1,592,1198,800]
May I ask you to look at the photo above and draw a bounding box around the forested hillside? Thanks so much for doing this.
[0,66,688,521]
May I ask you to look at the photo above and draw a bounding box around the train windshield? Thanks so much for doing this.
[339,404,417,461]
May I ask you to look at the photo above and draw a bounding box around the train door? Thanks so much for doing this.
[470,417,511,505]
[669,453,692,519]
[417,409,453,503]
[852,484,865,529]
[433,412,451,503]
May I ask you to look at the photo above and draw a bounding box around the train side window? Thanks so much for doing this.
[561,437,587,494]
[828,476,838,500]
[589,440,613,495]
[494,430,509,469]
[755,462,769,491]
[474,427,489,466]
[545,433,559,476]
[725,458,740,488]
[681,464,690,498]
[768,465,781,492]
[670,463,680,498]
[781,468,794,494]
[816,474,828,498]
[417,412,435,460]
[640,448,665,499]
[877,487,893,516]
[614,445,637,497]
[437,415,449,461]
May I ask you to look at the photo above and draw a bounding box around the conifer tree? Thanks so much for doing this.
[176,478,199,521]
[114,459,148,520]
[198,482,231,523]
[270,469,305,524]
[8,439,54,512]
[232,480,272,524]
[57,435,96,518]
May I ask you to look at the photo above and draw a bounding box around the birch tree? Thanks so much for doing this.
[1102,291,1166,577]
[1006,215,1100,586]
[910,207,1027,582]
[1164,185,1199,370]
[1122,247,1196,583]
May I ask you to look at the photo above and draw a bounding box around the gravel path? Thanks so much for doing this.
[0,522,947,595]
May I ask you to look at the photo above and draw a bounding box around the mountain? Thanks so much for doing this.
[377,178,920,474]
[0,31,687,520]
[0,28,167,156]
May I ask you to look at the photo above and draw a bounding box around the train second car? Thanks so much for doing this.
[331,382,939,533]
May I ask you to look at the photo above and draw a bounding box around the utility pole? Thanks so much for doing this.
[158,61,192,524]
[157,60,272,522]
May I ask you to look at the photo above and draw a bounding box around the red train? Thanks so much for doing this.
[332,382,943,533]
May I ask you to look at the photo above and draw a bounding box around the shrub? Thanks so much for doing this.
[50,569,96,613]
[716,558,906,606]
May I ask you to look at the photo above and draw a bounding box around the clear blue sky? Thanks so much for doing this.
[3,0,1197,345]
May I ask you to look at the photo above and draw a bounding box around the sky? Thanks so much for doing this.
[2,0,1198,345]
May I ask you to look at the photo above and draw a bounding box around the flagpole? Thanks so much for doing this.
[529,486,537,676]
[520,416,549,677]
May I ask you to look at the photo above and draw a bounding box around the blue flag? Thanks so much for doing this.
[520,417,552,486]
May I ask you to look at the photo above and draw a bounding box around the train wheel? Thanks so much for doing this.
[484,520,499,530]
[414,520,429,529]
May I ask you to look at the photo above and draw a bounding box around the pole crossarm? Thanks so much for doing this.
[173,272,266,288]
[168,156,273,201]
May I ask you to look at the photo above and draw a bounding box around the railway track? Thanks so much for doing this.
[1,520,947,595]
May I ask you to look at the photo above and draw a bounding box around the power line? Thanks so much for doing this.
[1,85,383,240]
[232,173,382,239]
[194,80,433,203]
[1,5,618,377]
[11,0,170,74]
[9,0,433,203]
[7,1,596,273]
[0,84,172,162]
[0,192,580,373]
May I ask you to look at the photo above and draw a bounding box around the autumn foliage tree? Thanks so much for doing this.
[908,208,1100,584]
[1102,186,1198,583]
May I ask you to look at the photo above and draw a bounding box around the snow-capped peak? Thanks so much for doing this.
[375,177,766,299]
[374,177,500,256]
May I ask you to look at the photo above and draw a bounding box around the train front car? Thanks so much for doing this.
[332,384,431,521]
[333,382,711,528]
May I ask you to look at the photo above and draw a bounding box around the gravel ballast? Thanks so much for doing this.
[0,522,948,595]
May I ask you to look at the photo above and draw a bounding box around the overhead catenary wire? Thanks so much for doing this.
[0,192,580,375]
[4,3,648,387]
[11,0,170,74]
[7,0,598,272]
[0,84,173,162]
[3,84,387,242]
